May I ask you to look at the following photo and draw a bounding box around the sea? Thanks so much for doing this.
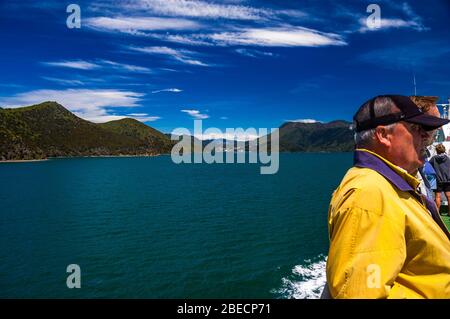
[0,153,353,298]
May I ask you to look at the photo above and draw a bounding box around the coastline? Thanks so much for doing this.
[0,159,48,163]
[48,154,163,159]
[0,154,164,163]
[0,152,351,163]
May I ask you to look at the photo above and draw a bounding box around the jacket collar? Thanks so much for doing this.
[353,149,420,192]
[354,149,450,240]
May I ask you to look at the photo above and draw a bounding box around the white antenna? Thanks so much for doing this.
[413,73,417,96]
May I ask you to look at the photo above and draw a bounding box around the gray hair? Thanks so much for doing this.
[354,96,400,148]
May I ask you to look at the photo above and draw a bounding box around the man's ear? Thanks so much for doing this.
[374,126,391,147]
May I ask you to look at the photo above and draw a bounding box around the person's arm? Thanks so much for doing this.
[327,187,406,298]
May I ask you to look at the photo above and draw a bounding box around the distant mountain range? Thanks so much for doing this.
[269,120,354,152]
[0,102,354,161]
[0,102,172,160]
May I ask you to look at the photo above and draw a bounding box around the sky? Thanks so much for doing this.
[0,0,449,136]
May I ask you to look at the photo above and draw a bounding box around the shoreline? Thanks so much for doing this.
[0,154,164,163]
[0,159,48,163]
[48,154,163,159]
[0,151,352,163]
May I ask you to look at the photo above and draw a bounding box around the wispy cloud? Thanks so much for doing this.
[128,46,209,66]
[358,17,427,33]
[152,26,346,47]
[181,109,209,119]
[146,33,214,46]
[152,88,183,93]
[84,1,343,49]
[100,60,153,73]
[124,113,161,122]
[86,16,201,33]
[41,77,85,86]
[396,2,427,31]
[131,0,265,20]
[235,48,276,58]
[111,0,307,21]
[43,59,152,74]
[0,89,155,123]
[75,112,161,123]
[355,2,427,33]
[43,60,101,70]
[209,27,346,47]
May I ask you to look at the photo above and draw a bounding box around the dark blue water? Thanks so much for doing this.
[0,153,352,298]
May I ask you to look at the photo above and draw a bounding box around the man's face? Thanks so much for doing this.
[388,121,430,173]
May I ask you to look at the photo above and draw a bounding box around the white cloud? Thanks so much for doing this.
[235,48,276,58]
[120,0,270,20]
[126,113,161,122]
[147,33,214,46]
[44,59,152,74]
[358,17,427,33]
[356,2,427,33]
[100,60,153,73]
[91,0,308,22]
[0,89,153,123]
[43,60,101,70]
[181,109,209,119]
[41,77,85,86]
[205,27,347,47]
[398,2,427,31]
[93,112,160,122]
[287,119,320,123]
[128,46,209,66]
[277,9,308,19]
[75,111,160,123]
[152,88,183,93]
[150,26,346,47]
[86,16,201,32]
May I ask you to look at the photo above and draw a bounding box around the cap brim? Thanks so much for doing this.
[406,114,450,130]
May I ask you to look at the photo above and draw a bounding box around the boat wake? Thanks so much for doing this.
[273,254,327,299]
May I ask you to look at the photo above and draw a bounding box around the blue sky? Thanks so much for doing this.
[0,0,449,134]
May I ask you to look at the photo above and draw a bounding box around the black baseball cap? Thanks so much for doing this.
[354,95,450,132]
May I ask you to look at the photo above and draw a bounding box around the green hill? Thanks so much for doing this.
[255,120,354,152]
[99,118,173,153]
[0,101,172,160]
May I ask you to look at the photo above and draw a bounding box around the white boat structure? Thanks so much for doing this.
[428,99,450,156]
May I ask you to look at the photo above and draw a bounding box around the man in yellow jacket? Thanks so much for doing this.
[326,95,450,298]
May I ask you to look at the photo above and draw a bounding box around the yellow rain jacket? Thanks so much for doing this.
[327,149,450,298]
